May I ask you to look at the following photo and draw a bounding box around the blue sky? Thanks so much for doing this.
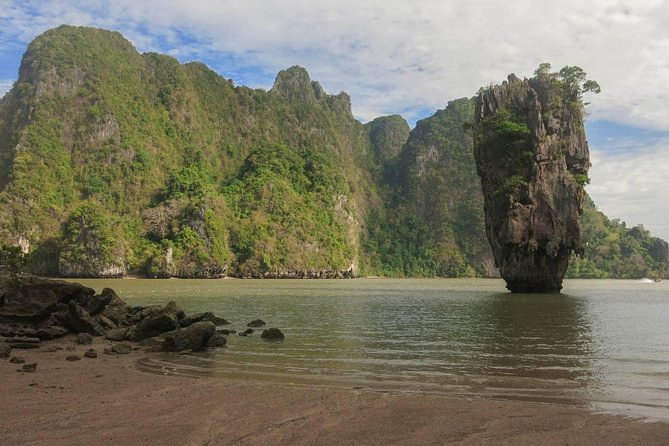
[1,0,668,241]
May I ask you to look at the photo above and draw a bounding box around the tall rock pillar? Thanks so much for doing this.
[473,73,590,292]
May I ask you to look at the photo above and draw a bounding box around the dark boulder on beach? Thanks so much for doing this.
[247,319,266,327]
[61,302,106,336]
[127,301,182,341]
[0,277,242,353]
[205,333,227,348]
[77,333,93,344]
[180,312,229,327]
[161,321,216,352]
[260,328,285,340]
[19,363,37,373]
[105,327,128,341]
[3,336,41,349]
[110,343,132,355]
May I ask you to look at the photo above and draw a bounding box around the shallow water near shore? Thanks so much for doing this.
[72,277,669,421]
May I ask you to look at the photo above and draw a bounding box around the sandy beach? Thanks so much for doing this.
[1,337,668,446]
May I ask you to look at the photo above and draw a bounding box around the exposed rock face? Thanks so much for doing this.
[473,74,589,292]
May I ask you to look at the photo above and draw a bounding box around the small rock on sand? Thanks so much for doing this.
[17,363,37,373]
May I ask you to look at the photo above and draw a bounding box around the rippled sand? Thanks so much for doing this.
[2,336,669,446]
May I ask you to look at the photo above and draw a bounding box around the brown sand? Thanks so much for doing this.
[2,337,668,445]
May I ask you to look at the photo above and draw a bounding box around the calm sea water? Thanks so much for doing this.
[72,278,669,421]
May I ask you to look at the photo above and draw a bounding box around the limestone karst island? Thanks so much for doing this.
[0,26,666,284]
[474,69,594,292]
[2,23,669,446]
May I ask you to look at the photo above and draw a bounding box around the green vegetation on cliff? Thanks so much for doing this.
[0,26,370,277]
[364,99,493,277]
[567,197,668,279]
[0,26,665,279]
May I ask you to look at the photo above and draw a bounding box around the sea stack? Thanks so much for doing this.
[473,68,593,292]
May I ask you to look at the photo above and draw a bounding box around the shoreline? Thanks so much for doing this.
[2,336,669,445]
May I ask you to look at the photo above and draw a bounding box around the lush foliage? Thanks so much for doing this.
[0,244,27,277]
[567,197,668,279]
[0,27,664,279]
[0,26,372,277]
[364,99,491,277]
[533,63,601,113]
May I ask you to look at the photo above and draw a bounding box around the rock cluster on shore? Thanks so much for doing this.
[0,277,284,357]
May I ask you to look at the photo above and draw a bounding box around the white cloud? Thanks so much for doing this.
[1,0,669,130]
[589,140,669,241]
[0,1,668,239]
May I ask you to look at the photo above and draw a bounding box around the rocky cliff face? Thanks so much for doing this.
[0,26,371,278]
[365,115,410,166]
[473,74,589,292]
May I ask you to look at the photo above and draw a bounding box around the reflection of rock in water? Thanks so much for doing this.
[471,293,594,382]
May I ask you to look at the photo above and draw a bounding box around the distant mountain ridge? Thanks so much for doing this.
[0,25,666,279]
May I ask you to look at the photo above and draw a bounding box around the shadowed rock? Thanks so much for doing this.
[161,321,216,352]
[260,328,285,340]
[205,332,227,348]
[127,301,183,341]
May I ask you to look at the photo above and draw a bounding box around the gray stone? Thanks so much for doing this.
[76,287,117,315]
[96,314,117,330]
[105,327,128,342]
[247,319,266,327]
[83,349,97,358]
[127,301,182,341]
[19,363,37,373]
[35,325,69,340]
[180,312,229,327]
[111,343,132,354]
[10,356,25,364]
[0,277,95,321]
[98,299,130,326]
[205,333,227,348]
[76,333,94,345]
[63,302,105,335]
[4,336,41,349]
[66,354,82,361]
[161,321,215,352]
[260,328,285,340]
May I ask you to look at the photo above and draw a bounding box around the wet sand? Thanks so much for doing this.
[2,337,669,445]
